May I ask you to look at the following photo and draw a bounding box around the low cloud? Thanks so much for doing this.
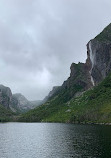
[0,0,111,100]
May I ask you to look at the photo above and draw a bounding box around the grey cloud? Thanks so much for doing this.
[0,0,111,100]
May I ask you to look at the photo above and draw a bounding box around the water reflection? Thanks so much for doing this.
[0,123,111,158]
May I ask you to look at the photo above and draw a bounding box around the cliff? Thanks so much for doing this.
[87,23,111,85]
[0,84,12,109]
[62,62,92,95]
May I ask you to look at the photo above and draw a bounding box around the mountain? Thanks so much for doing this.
[19,23,111,123]
[43,62,93,104]
[0,84,42,121]
[19,72,111,123]
[10,93,42,113]
[10,93,31,113]
[19,62,94,122]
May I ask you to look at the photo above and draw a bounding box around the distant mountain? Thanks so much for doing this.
[11,93,42,113]
[19,23,111,123]
[0,84,42,121]
[10,93,31,113]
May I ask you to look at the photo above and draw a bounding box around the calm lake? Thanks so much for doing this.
[0,123,111,158]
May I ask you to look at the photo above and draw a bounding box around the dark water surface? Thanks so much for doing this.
[0,123,111,158]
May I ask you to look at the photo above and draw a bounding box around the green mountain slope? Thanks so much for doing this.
[95,23,111,42]
[0,105,15,122]
[19,72,111,123]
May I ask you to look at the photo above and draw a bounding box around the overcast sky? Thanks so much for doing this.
[0,0,111,100]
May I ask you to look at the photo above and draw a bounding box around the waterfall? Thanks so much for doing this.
[89,41,95,86]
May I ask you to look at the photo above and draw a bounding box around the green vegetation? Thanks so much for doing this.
[95,23,111,42]
[0,105,15,122]
[18,82,84,122]
[19,72,111,123]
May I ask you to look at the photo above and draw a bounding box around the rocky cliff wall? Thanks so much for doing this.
[0,84,12,109]
[87,39,111,85]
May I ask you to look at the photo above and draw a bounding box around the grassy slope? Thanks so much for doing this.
[19,73,111,123]
[0,105,15,122]
[95,23,111,42]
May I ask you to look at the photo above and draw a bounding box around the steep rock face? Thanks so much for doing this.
[0,85,12,109]
[44,62,93,104]
[63,62,92,89]
[87,24,111,85]
[61,62,93,98]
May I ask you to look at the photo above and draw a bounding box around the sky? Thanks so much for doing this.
[0,0,111,100]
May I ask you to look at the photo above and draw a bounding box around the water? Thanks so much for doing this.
[0,123,111,158]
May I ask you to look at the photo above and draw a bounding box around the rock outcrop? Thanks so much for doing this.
[62,62,92,91]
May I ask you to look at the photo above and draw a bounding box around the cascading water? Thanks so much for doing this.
[89,41,95,86]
